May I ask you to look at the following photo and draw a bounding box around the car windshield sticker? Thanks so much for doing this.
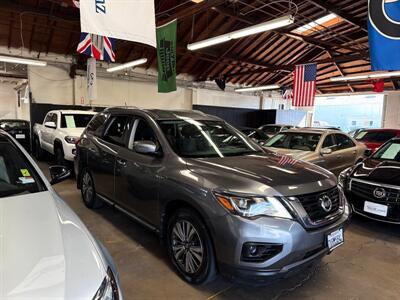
[355,131,367,140]
[20,169,31,177]
[381,143,400,160]
[65,115,76,128]
[18,177,35,184]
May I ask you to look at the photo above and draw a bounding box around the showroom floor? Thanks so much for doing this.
[39,162,400,300]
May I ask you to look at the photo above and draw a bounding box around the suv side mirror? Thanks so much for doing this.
[49,165,71,185]
[134,140,157,155]
[44,121,56,129]
[321,148,333,155]
[364,149,373,157]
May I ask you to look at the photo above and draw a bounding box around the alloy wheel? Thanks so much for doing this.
[171,220,204,274]
[82,172,94,203]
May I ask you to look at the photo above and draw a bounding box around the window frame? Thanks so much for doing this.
[334,133,356,150]
[127,116,162,153]
[101,114,132,147]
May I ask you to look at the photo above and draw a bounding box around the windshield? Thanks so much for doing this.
[0,142,45,197]
[158,120,262,158]
[241,129,268,141]
[0,120,29,129]
[372,141,400,161]
[265,132,321,152]
[261,126,282,134]
[61,114,94,128]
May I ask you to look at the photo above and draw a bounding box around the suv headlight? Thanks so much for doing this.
[65,136,78,144]
[93,267,120,300]
[214,192,292,219]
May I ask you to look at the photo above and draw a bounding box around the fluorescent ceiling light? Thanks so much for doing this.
[0,55,47,66]
[294,13,337,33]
[331,71,400,82]
[188,15,294,51]
[235,85,280,92]
[106,58,148,72]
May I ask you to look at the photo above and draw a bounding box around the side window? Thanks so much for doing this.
[322,134,337,151]
[50,113,58,127]
[375,132,396,142]
[335,134,355,150]
[44,113,52,123]
[86,113,108,137]
[103,115,131,147]
[128,119,159,150]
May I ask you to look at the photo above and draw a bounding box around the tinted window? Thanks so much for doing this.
[260,126,282,134]
[356,131,396,142]
[133,120,157,142]
[103,115,131,147]
[86,113,108,136]
[241,129,268,141]
[61,113,94,128]
[0,141,45,197]
[0,120,29,130]
[335,134,355,150]
[158,120,261,158]
[50,113,58,124]
[265,133,321,152]
[322,134,337,151]
[44,113,52,123]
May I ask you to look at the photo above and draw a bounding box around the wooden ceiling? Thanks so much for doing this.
[0,0,397,93]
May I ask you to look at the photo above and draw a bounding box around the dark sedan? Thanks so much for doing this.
[339,138,400,224]
[0,119,31,152]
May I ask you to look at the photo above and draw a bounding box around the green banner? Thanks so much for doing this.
[156,20,177,93]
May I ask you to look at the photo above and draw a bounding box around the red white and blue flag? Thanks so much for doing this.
[293,63,317,107]
[77,32,116,62]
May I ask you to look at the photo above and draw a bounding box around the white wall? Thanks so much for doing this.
[383,93,400,128]
[192,88,260,109]
[0,82,17,119]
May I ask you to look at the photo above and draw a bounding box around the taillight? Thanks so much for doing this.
[75,138,81,146]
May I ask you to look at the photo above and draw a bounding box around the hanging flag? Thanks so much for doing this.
[282,88,293,101]
[87,57,97,102]
[156,20,177,93]
[368,0,400,71]
[292,63,317,107]
[79,0,156,47]
[77,32,116,62]
[370,79,385,92]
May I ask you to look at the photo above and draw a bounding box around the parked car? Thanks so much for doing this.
[348,128,367,138]
[339,138,400,224]
[264,128,366,175]
[238,127,270,146]
[354,128,400,153]
[0,129,122,299]
[304,126,341,131]
[0,119,31,151]
[258,124,295,138]
[75,108,350,284]
[33,110,96,164]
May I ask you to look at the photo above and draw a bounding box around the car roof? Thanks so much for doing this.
[284,128,343,134]
[260,124,292,127]
[103,107,222,121]
[50,110,97,114]
[357,128,400,133]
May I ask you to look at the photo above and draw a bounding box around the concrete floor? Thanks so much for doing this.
[40,162,400,300]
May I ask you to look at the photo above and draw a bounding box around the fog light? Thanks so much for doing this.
[241,242,283,262]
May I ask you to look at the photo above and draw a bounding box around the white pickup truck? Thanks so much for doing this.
[33,110,97,164]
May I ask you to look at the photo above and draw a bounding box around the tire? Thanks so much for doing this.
[81,169,103,209]
[167,208,217,284]
[34,137,44,161]
[55,146,67,166]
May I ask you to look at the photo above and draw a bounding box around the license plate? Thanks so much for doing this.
[364,201,388,217]
[327,228,344,251]
[15,134,25,139]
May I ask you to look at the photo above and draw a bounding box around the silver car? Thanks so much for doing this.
[76,108,350,284]
[0,130,122,299]
[264,128,366,175]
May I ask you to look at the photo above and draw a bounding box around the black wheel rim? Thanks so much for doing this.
[82,172,94,203]
[171,220,204,274]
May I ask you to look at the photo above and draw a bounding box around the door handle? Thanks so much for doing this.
[117,158,127,166]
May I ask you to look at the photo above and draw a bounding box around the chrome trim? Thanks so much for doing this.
[351,204,400,225]
[350,178,400,191]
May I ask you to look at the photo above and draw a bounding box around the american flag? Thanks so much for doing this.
[278,155,297,166]
[293,63,317,107]
[77,33,116,62]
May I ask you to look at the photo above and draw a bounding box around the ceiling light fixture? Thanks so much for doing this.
[106,58,148,72]
[293,13,337,34]
[187,15,294,51]
[330,71,400,82]
[235,85,281,92]
[0,55,47,66]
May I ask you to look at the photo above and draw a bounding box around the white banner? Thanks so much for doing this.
[80,0,156,47]
[87,57,97,102]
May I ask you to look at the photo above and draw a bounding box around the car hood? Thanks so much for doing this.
[186,153,336,196]
[59,127,85,137]
[351,158,400,185]
[0,191,105,299]
[265,147,317,162]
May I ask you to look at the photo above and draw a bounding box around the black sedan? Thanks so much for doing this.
[0,119,31,152]
[339,137,400,224]
[239,127,270,146]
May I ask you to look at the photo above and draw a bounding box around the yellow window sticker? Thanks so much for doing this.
[20,169,31,177]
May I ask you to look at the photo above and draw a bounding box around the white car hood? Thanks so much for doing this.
[58,128,85,137]
[0,191,105,299]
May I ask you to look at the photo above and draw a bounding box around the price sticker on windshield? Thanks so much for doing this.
[20,169,31,177]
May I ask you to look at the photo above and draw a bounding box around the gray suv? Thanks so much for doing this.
[75,108,350,284]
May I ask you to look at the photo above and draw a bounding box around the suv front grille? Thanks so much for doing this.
[296,187,341,223]
[350,179,400,204]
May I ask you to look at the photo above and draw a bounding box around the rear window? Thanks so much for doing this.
[0,141,45,197]
[61,113,94,128]
[265,132,321,152]
[0,120,29,129]
[355,131,396,143]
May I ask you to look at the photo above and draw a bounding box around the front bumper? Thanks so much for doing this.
[209,204,350,283]
[63,142,76,161]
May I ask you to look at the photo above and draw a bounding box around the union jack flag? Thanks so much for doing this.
[77,32,116,62]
